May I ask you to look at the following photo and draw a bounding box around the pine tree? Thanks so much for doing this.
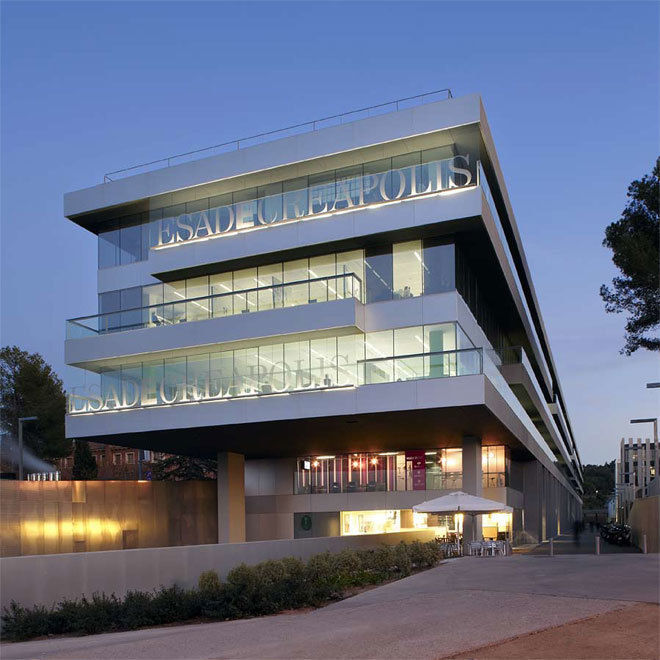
[72,440,98,480]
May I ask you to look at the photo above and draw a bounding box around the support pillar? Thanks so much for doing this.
[462,436,482,545]
[522,460,542,543]
[217,452,245,543]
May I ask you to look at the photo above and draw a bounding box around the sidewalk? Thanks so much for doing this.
[526,530,639,555]
[2,553,657,660]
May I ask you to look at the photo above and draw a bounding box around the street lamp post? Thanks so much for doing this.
[17,416,38,481]
[630,418,658,443]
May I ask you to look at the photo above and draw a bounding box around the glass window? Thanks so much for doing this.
[308,171,336,214]
[364,330,393,384]
[98,229,120,269]
[210,272,233,317]
[310,337,338,387]
[283,259,309,307]
[163,357,186,404]
[282,177,308,221]
[186,277,210,322]
[120,363,141,408]
[233,268,258,313]
[259,343,284,392]
[120,287,142,332]
[309,254,336,303]
[233,347,259,395]
[257,263,283,310]
[336,250,364,300]
[257,183,283,225]
[98,290,121,332]
[393,241,423,299]
[362,158,390,204]
[143,284,164,328]
[119,222,142,265]
[337,335,361,386]
[234,188,258,231]
[423,239,455,294]
[100,367,122,409]
[392,152,420,199]
[163,280,187,324]
[210,350,233,397]
[186,354,209,400]
[425,323,457,378]
[284,340,310,390]
[442,448,463,489]
[142,360,163,406]
[335,165,362,210]
[365,245,393,303]
[393,326,424,381]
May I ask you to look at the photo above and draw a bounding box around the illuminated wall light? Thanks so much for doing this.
[370,458,378,465]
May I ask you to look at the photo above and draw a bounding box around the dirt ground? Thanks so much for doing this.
[443,602,660,660]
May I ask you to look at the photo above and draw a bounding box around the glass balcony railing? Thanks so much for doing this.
[360,348,483,384]
[67,346,483,415]
[66,272,363,339]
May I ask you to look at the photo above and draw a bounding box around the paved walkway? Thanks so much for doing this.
[526,530,639,555]
[2,554,658,660]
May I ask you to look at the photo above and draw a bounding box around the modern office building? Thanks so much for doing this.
[615,437,658,521]
[64,92,583,544]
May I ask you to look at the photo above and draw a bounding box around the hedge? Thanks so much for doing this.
[2,540,446,642]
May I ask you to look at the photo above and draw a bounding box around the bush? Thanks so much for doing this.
[198,570,222,594]
[1,540,448,642]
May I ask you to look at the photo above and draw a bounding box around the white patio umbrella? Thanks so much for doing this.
[413,491,513,543]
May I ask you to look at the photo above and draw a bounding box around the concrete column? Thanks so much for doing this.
[522,460,542,543]
[462,436,482,543]
[217,452,245,543]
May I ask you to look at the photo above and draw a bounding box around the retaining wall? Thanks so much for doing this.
[0,529,436,609]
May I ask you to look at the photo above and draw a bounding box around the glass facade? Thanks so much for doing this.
[482,445,509,488]
[70,239,458,338]
[68,322,479,413]
[294,447,505,495]
[97,147,476,269]
[339,510,464,537]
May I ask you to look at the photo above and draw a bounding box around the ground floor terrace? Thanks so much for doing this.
[67,386,583,546]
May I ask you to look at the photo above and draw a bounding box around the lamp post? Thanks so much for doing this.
[17,416,38,481]
[630,418,658,443]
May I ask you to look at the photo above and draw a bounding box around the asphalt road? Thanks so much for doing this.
[2,553,658,660]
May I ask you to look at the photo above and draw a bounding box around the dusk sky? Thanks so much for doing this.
[1,1,658,465]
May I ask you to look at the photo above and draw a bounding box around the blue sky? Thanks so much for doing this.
[1,1,658,464]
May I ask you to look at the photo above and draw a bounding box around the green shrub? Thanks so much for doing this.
[198,570,222,594]
[1,540,448,642]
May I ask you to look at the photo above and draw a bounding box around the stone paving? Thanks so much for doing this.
[2,553,658,660]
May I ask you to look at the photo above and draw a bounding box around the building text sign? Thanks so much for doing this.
[153,155,473,248]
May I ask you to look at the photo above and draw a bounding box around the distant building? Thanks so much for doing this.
[615,437,658,521]
[56,442,164,480]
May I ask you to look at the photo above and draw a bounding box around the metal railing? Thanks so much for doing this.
[103,89,453,182]
[66,272,362,338]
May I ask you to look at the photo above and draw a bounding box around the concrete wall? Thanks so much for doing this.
[0,480,217,557]
[629,495,660,553]
[0,529,437,610]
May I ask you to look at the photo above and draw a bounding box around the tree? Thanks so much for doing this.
[600,158,660,354]
[582,461,615,510]
[151,454,217,481]
[72,440,98,479]
[0,346,71,460]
